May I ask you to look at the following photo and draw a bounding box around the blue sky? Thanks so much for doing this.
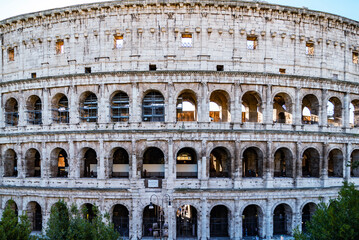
[0,0,357,22]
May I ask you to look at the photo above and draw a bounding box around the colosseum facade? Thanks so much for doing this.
[1,0,359,239]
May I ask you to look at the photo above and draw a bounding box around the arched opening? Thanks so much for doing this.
[302,148,320,178]
[273,93,293,124]
[3,149,17,177]
[242,147,263,178]
[176,91,197,122]
[26,95,42,125]
[111,92,129,122]
[242,91,262,123]
[327,97,342,126]
[5,98,19,126]
[210,205,229,237]
[328,149,343,177]
[79,92,98,122]
[176,148,198,178]
[112,148,129,178]
[50,148,68,178]
[302,94,319,124]
[6,200,18,216]
[25,148,41,177]
[350,100,359,127]
[301,203,317,232]
[176,205,197,238]
[81,148,97,178]
[273,204,292,236]
[351,150,359,177]
[83,203,96,222]
[51,94,69,124]
[142,204,163,237]
[274,148,293,178]
[27,202,42,231]
[209,90,230,122]
[142,147,165,178]
[209,147,231,178]
[112,204,129,237]
[242,205,263,237]
[142,91,165,122]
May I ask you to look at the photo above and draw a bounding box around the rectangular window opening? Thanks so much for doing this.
[217,65,224,71]
[353,52,359,64]
[306,42,314,56]
[181,33,192,48]
[8,48,14,61]
[114,35,124,49]
[279,68,286,74]
[149,64,157,71]
[247,36,258,50]
[56,40,64,54]
[85,67,92,73]
[31,73,37,78]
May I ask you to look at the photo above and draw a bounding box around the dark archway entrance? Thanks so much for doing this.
[113,204,129,237]
[210,205,229,237]
[176,205,197,238]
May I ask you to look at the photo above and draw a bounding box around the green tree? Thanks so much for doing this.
[45,201,119,240]
[0,199,32,240]
[294,182,359,240]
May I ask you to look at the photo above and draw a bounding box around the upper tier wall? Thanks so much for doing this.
[1,0,359,83]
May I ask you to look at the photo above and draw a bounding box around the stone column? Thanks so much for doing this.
[98,84,106,124]
[69,86,79,124]
[130,82,140,123]
[200,198,208,240]
[265,141,273,188]
[295,198,302,231]
[233,83,241,123]
[321,142,328,187]
[16,143,24,178]
[167,83,175,122]
[68,140,75,179]
[265,199,273,239]
[345,142,352,181]
[321,89,328,127]
[295,142,302,187]
[42,88,50,126]
[234,199,241,240]
[130,197,141,239]
[167,201,175,240]
[131,139,137,180]
[234,140,241,189]
[167,138,174,184]
[200,139,208,189]
[265,84,273,125]
[294,87,302,126]
[18,90,26,127]
[343,92,350,129]
[41,142,49,179]
[0,93,4,128]
[200,82,209,123]
[98,139,105,179]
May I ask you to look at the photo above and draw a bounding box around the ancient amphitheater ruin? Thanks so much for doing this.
[1,0,359,239]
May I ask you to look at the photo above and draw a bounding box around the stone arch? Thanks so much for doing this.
[242,91,263,123]
[25,148,41,177]
[80,148,97,178]
[79,91,98,122]
[301,202,317,232]
[142,204,162,237]
[302,148,320,178]
[273,203,293,236]
[4,97,19,126]
[209,90,231,122]
[26,201,42,231]
[242,147,264,177]
[5,199,18,216]
[176,147,198,178]
[176,90,198,122]
[3,149,17,177]
[273,92,293,124]
[110,91,130,122]
[82,203,97,222]
[111,147,129,178]
[209,147,231,178]
[302,94,319,124]
[274,147,293,178]
[112,204,129,237]
[242,204,264,238]
[327,97,342,126]
[328,148,343,177]
[210,205,230,237]
[176,204,198,238]
[142,147,165,178]
[349,99,359,127]
[51,93,69,124]
[26,95,42,125]
[142,90,165,122]
[49,148,69,178]
[350,149,359,177]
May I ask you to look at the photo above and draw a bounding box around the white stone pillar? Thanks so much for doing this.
[0,93,4,128]
[98,84,106,124]
[16,143,24,178]
[41,142,49,179]
[167,83,175,122]
[130,197,141,239]
[130,82,140,122]
[131,139,137,180]
[68,140,75,179]
[18,90,26,127]
[265,199,273,239]
[265,84,273,125]
[295,142,302,187]
[167,138,174,183]
[321,89,328,127]
[200,82,209,123]
[69,86,79,124]
[295,198,302,232]
[345,142,352,181]
[295,87,302,126]
[200,139,208,189]
[234,140,242,189]
[201,198,208,240]
[265,141,273,188]
[42,88,50,126]
[234,199,241,240]
[98,139,105,179]
[343,92,350,129]
[233,83,241,123]
[321,142,328,187]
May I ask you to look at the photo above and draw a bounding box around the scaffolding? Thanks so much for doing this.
[111,92,129,122]
[5,111,19,126]
[52,96,69,124]
[26,99,42,125]
[79,94,98,122]
[142,92,164,122]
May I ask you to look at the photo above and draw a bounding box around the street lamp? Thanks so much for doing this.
[149,194,172,239]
